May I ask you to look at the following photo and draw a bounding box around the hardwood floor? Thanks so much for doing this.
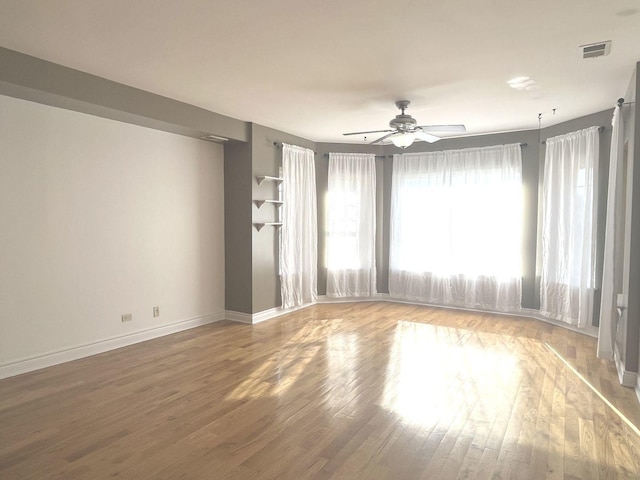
[1,302,639,479]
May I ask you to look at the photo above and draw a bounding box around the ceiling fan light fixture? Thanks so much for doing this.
[390,133,415,148]
[343,100,465,146]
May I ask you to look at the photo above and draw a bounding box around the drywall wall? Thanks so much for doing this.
[224,139,253,314]
[315,114,614,311]
[251,124,316,313]
[0,94,225,369]
[0,47,249,142]
[622,63,640,377]
[317,133,539,301]
[634,64,640,380]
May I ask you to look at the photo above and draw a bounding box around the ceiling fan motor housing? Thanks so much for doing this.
[390,114,417,131]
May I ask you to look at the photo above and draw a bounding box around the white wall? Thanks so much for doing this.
[0,95,225,374]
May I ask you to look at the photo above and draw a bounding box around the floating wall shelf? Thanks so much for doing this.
[253,222,283,232]
[256,175,284,185]
[254,199,284,209]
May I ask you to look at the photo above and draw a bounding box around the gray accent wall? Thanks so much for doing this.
[224,140,253,314]
[311,116,614,311]
[249,124,316,314]
[634,65,640,382]
[619,63,640,379]
[0,47,248,142]
[224,120,316,315]
[634,64,640,383]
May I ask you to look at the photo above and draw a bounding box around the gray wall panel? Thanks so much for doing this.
[224,141,253,314]
[625,64,640,375]
[0,47,249,142]
[251,124,316,313]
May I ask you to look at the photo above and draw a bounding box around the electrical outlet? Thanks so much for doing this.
[121,313,133,323]
[153,306,160,317]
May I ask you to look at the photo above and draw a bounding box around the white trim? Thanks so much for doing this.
[614,343,638,387]
[0,312,226,380]
[620,370,637,388]
[520,308,599,338]
[252,302,314,324]
[636,376,640,404]
[226,302,315,325]
[318,294,598,337]
[317,294,385,303]
[225,310,253,324]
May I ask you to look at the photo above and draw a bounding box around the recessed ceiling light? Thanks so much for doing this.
[507,76,537,91]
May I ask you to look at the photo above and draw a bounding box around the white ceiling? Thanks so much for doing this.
[1,0,639,143]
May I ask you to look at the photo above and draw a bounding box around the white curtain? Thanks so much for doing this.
[326,153,376,297]
[540,126,599,327]
[598,108,624,357]
[280,143,317,309]
[389,144,523,312]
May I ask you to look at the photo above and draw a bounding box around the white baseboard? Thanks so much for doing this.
[225,310,253,324]
[318,294,598,337]
[0,312,226,380]
[317,294,387,303]
[253,302,314,323]
[519,309,599,338]
[614,343,638,387]
[226,302,314,325]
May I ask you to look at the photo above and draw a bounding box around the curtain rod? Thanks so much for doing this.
[278,140,532,156]
[323,154,389,159]
[541,126,606,145]
[322,143,528,158]
[273,141,317,155]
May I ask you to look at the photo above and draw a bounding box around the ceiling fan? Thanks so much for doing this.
[343,100,466,148]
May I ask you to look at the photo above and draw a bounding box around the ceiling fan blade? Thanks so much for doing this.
[343,129,394,136]
[418,124,467,133]
[369,131,397,144]
[413,131,441,143]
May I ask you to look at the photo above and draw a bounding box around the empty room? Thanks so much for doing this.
[2,1,640,479]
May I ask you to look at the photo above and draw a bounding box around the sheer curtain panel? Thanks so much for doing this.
[540,127,599,327]
[598,107,624,358]
[326,153,376,297]
[389,144,523,312]
[280,144,317,309]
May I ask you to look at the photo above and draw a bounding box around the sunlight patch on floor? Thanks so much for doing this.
[225,321,336,401]
[380,320,519,427]
[544,341,640,438]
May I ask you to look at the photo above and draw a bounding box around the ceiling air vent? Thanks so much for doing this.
[580,41,611,59]
[200,134,229,143]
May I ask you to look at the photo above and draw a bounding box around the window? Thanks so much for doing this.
[326,153,376,297]
[540,127,599,327]
[327,191,360,270]
[389,144,523,312]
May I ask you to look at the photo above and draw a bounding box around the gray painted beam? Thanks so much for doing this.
[0,47,248,142]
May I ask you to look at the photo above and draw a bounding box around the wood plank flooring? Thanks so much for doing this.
[1,302,639,479]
